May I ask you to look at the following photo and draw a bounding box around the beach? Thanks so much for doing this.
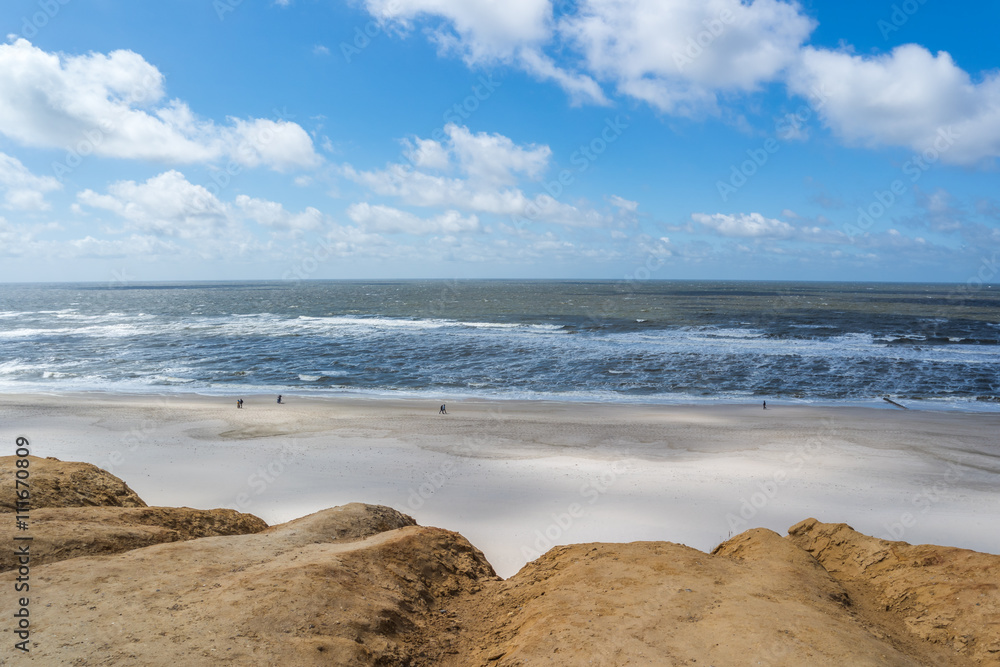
[4,392,998,577]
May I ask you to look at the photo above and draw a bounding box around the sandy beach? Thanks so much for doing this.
[3,392,998,577]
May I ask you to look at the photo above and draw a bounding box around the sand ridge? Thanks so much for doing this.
[0,457,997,664]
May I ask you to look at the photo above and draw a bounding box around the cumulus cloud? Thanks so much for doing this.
[363,0,606,104]
[516,47,609,106]
[344,125,612,228]
[609,195,638,212]
[0,152,61,210]
[446,124,550,184]
[693,212,796,238]
[347,203,480,234]
[0,217,62,255]
[0,40,320,171]
[562,0,815,114]
[76,170,234,238]
[788,44,1000,165]
[362,0,812,112]
[364,0,552,62]
[358,1,1000,167]
[401,123,551,185]
[66,234,180,259]
[236,195,325,232]
[692,211,849,244]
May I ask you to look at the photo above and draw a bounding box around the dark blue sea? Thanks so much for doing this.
[1,280,998,410]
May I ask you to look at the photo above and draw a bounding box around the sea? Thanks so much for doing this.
[1,280,998,410]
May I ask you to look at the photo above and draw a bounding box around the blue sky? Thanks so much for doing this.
[0,0,998,283]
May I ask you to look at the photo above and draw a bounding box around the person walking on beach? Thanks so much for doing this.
[237,398,243,409]
[762,400,766,410]
[277,395,282,404]
[439,404,447,414]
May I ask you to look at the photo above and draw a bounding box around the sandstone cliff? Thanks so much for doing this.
[2,457,997,666]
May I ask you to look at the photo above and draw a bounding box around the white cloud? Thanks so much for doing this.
[692,212,795,238]
[356,0,1000,170]
[0,40,320,171]
[562,0,815,114]
[344,125,611,228]
[236,195,325,232]
[403,137,452,170]
[363,0,607,104]
[312,44,330,56]
[401,124,551,184]
[224,118,321,172]
[788,44,1000,165]
[364,0,552,62]
[516,48,609,106]
[347,203,480,234]
[0,152,61,210]
[66,234,180,259]
[446,124,550,185]
[0,216,58,255]
[692,211,850,244]
[362,0,813,113]
[609,195,638,212]
[77,170,234,239]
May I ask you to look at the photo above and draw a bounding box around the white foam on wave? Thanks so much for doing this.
[150,375,195,384]
[1,310,568,342]
[0,359,33,375]
[0,328,62,339]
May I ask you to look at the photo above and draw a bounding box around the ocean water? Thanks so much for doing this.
[1,280,998,410]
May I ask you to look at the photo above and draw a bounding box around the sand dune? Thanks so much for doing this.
[1,457,997,665]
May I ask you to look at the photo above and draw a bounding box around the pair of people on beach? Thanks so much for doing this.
[237,396,282,408]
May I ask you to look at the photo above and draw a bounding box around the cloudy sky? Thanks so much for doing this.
[1,0,998,282]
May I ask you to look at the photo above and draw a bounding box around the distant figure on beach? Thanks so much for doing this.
[439,404,447,414]
[277,395,282,404]
[762,400,767,410]
[237,398,243,409]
